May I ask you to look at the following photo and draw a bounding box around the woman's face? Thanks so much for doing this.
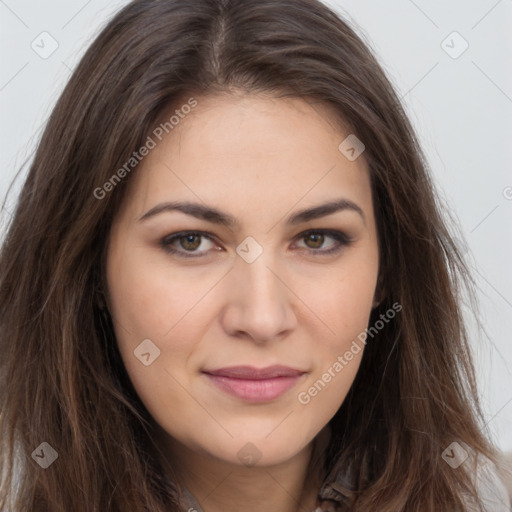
[106,92,379,468]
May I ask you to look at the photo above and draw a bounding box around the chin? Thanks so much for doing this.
[202,428,314,468]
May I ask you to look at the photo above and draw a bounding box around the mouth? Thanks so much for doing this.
[202,365,307,403]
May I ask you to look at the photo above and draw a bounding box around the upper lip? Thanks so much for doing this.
[203,365,305,380]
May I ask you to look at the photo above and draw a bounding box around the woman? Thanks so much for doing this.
[0,0,509,510]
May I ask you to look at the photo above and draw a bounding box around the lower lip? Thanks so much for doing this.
[204,373,304,402]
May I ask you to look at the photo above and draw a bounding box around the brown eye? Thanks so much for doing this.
[161,231,218,258]
[294,229,352,255]
[303,232,324,249]
[179,234,202,251]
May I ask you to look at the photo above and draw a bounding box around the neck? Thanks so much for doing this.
[152,426,330,512]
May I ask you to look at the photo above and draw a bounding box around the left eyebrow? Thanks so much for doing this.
[287,199,365,226]
[137,198,365,227]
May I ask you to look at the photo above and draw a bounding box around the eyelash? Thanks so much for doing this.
[160,229,352,259]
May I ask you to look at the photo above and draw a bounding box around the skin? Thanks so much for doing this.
[106,91,380,512]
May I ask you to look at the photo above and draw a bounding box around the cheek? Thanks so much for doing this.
[292,255,377,410]
[106,248,206,439]
[300,258,377,345]
[106,241,217,341]
[294,281,368,420]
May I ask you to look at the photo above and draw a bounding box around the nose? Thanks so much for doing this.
[219,251,298,344]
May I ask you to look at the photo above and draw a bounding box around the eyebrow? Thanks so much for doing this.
[138,198,365,227]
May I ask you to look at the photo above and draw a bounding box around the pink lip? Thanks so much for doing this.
[203,365,306,402]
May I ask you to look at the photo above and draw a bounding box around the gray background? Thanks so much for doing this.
[1,0,511,452]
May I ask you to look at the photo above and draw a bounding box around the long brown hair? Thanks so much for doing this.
[0,0,502,510]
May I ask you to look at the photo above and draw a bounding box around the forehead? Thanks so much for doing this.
[119,93,372,225]
[162,92,349,158]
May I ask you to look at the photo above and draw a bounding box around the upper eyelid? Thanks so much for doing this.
[163,228,345,241]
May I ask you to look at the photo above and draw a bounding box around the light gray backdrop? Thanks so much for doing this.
[1,0,511,452]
